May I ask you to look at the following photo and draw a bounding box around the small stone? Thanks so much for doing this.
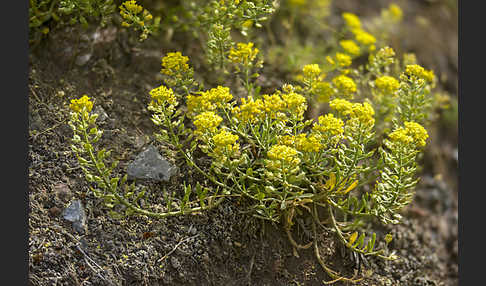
[92,105,109,123]
[171,257,181,269]
[127,145,178,182]
[62,200,87,234]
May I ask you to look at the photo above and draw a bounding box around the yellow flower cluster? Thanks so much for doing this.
[342,12,361,30]
[212,129,239,157]
[267,144,301,165]
[279,134,323,153]
[119,0,153,29]
[120,0,143,18]
[228,42,259,65]
[313,114,344,136]
[352,29,376,46]
[375,76,400,94]
[388,121,428,147]
[384,4,403,22]
[349,102,375,126]
[187,86,233,116]
[332,75,357,98]
[149,85,177,106]
[302,64,322,79]
[340,40,361,56]
[161,52,191,77]
[329,98,354,115]
[329,99,375,126]
[312,81,334,103]
[369,46,396,68]
[70,95,93,113]
[281,91,307,119]
[193,111,223,134]
[335,53,352,67]
[404,64,435,82]
[262,94,287,119]
[404,121,428,147]
[233,96,265,123]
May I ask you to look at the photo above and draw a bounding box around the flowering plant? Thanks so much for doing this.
[69,42,436,282]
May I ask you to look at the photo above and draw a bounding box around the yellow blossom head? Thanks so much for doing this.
[404,64,435,83]
[70,95,93,113]
[313,113,344,136]
[149,85,177,106]
[388,121,428,147]
[312,81,334,103]
[352,29,376,46]
[342,12,361,30]
[350,102,375,126]
[267,144,301,165]
[120,0,143,16]
[212,129,239,158]
[375,76,400,94]
[404,121,428,147]
[340,40,361,56]
[295,134,323,153]
[229,42,259,65]
[161,52,190,76]
[385,4,403,22]
[335,53,352,67]
[332,75,357,98]
[193,111,223,134]
[233,96,264,123]
[302,64,322,79]
[329,98,354,116]
[281,91,307,119]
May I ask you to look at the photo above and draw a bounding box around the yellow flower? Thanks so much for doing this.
[120,0,143,17]
[302,64,321,79]
[149,85,177,106]
[267,144,301,165]
[329,98,354,115]
[388,121,428,147]
[335,53,352,67]
[229,42,259,65]
[352,29,376,46]
[161,52,190,76]
[186,86,232,116]
[203,86,233,105]
[312,81,334,103]
[388,4,403,22]
[193,111,223,134]
[279,134,322,153]
[332,75,357,98]
[313,113,344,136]
[388,128,413,145]
[70,95,93,113]
[350,102,375,126]
[404,121,428,147]
[263,94,287,120]
[375,76,400,94]
[342,12,361,30]
[212,129,239,158]
[340,40,361,56]
[404,64,435,82]
[295,134,323,153]
[281,91,307,119]
[233,96,264,123]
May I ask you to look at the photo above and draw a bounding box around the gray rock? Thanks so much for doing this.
[92,105,109,123]
[127,145,178,182]
[62,200,87,234]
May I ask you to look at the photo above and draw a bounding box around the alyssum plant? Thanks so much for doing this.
[69,45,434,283]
